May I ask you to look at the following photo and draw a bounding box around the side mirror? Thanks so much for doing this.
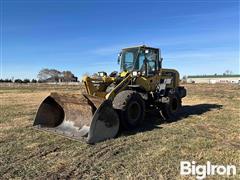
[144,58,148,76]
[159,58,163,69]
[117,53,121,64]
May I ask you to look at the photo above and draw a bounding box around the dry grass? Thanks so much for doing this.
[0,83,239,179]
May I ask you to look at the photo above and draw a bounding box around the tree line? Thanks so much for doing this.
[0,79,38,83]
[0,68,78,83]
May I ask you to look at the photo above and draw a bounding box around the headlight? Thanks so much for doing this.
[132,71,138,77]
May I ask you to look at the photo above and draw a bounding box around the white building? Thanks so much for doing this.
[186,75,240,84]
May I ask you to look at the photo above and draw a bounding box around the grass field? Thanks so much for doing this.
[0,83,239,179]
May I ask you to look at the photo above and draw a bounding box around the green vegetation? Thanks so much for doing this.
[0,84,239,179]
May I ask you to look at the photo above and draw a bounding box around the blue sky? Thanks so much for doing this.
[1,0,239,79]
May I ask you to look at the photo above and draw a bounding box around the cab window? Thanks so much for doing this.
[139,49,157,75]
[145,49,157,73]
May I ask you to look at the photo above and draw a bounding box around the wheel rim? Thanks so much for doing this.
[127,101,141,125]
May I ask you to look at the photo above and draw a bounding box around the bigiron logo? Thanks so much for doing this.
[180,161,237,179]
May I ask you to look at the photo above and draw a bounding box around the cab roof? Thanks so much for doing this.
[122,45,159,51]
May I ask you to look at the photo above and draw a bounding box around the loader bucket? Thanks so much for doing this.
[33,93,119,144]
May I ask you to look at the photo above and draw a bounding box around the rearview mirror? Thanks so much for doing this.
[158,58,163,69]
[117,53,121,64]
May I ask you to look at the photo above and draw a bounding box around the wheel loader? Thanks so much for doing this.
[33,45,186,144]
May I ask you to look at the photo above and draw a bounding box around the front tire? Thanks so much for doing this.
[161,93,181,122]
[113,90,145,129]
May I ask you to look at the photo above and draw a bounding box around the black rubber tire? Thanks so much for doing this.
[113,90,145,129]
[161,93,182,122]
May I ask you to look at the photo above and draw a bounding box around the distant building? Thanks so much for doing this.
[186,75,240,84]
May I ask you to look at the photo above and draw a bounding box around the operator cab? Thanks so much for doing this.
[118,45,162,76]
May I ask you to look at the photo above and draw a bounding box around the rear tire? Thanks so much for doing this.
[113,90,145,129]
[161,93,181,122]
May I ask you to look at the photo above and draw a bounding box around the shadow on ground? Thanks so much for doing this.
[120,103,223,136]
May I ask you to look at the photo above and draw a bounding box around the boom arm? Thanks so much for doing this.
[105,74,132,100]
[82,76,114,98]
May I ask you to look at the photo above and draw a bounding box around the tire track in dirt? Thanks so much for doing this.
[62,140,130,178]
[63,137,157,178]
[1,146,61,176]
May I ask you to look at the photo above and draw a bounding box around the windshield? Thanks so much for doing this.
[120,48,139,71]
[120,47,158,73]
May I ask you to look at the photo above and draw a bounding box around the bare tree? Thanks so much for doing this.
[37,68,61,81]
[224,70,233,75]
[38,68,78,82]
[62,71,75,81]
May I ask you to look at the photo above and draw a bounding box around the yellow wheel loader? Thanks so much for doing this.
[33,45,186,144]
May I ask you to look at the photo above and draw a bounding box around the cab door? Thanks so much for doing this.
[145,49,159,90]
[136,48,160,91]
